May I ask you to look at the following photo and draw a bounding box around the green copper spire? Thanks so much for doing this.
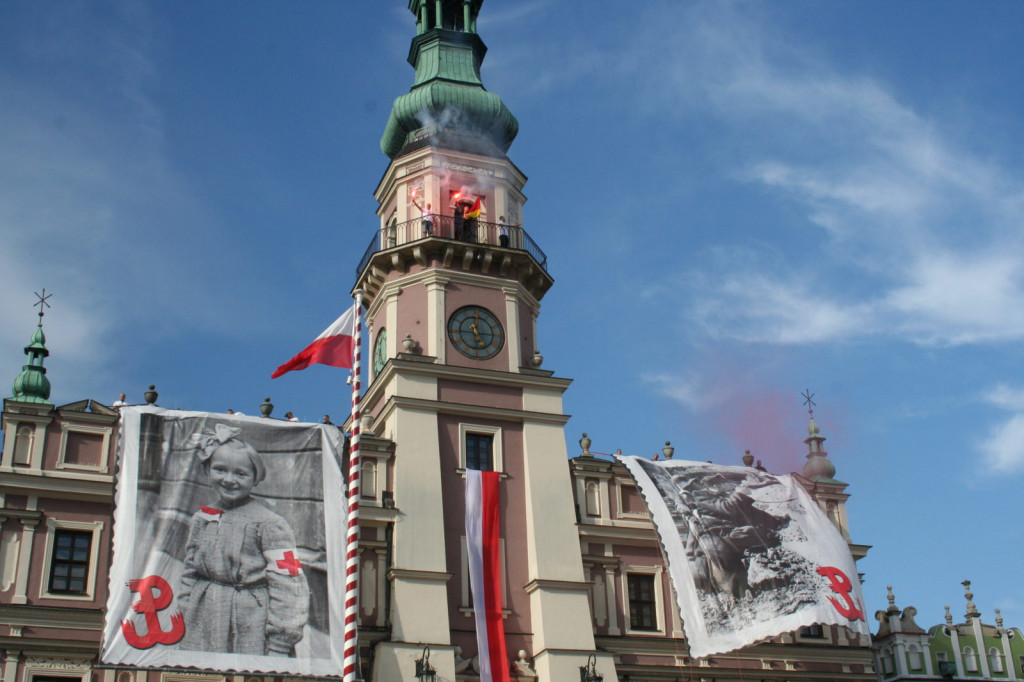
[381,0,518,159]
[12,322,53,404]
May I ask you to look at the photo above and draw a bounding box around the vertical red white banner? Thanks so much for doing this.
[465,469,509,682]
[343,293,363,682]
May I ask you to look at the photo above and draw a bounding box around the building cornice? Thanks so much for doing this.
[0,603,104,630]
[387,568,452,583]
[375,395,571,430]
[0,470,114,502]
[362,357,572,421]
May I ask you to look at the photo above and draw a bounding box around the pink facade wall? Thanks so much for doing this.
[436,413,533,659]
[438,379,521,410]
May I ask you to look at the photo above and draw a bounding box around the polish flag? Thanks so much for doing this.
[271,305,357,379]
[465,469,509,682]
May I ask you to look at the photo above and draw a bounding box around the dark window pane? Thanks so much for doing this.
[466,433,494,471]
[628,574,657,631]
[49,529,92,594]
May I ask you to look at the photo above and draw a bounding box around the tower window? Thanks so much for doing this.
[48,530,92,594]
[465,433,493,471]
[627,573,657,631]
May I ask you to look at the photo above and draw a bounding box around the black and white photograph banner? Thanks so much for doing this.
[101,406,347,677]
[619,456,869,658]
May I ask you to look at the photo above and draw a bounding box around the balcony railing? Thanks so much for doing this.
[357,215,548,276]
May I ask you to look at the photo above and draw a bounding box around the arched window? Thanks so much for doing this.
[585,480,601,517]
[361,460,377,500]
[908,644,923,670]
[881,647,894,674]
[13,425,34,466]
[963,646,978,672]
[989,646,1004,673]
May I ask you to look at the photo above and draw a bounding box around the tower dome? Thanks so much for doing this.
[381,1,518,159]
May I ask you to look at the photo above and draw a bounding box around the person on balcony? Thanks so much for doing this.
[412,196,434,236]
[453,202,466,240]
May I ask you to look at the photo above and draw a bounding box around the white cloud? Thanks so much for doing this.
[613,5,1024,348]
[642,372,705,411]
[975,385,1024,473]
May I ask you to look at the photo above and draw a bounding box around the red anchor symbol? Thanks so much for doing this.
[121,575,186,648]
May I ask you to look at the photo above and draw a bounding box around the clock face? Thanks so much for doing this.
[373,328,388,373]
[448,306,504,360]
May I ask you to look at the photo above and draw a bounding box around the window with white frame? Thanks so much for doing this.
[963,646,978,672]
[989,647,1004,673]
[628,573,657,630]
[908,644,923,670]
[458,424,503,472]
[13,425,33,466]
[623,568,663,633]
[58,422,109,471]
[361,460,377,500]
[40,518,103,600]
[881,647,894,674]
[585,480,601,517]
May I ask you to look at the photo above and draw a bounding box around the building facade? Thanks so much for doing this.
[873,583,1024,681]
[3,2,878,682]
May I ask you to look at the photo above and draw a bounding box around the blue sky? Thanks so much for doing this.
[3,1,1023,630]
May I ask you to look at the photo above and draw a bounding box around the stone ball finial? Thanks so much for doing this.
[532,350,543,367]
[742,449,754,467]
[260,397,274,418]
[662,441,674,460]
[402,333,415,352]
[144,385,158,405]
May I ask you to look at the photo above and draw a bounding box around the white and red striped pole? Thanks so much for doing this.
[343,291,364,682]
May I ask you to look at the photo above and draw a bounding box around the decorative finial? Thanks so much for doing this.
[944,605,953,626]
[260,397,274,418]
[662,441,674,460]
[144,385,158,405]
[801,389,816,418]
[34,288,52,325]
[996,608,1004,630]
[579,433,591,455]
[403,333,415,353]
[886,585,899,614]
[742,449,754,467]
[962,579,980,620]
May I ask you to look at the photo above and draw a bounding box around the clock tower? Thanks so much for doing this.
[355,2,612,681]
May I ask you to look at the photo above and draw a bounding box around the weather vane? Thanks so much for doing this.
[801,389,816,417]
[33,288,52,325]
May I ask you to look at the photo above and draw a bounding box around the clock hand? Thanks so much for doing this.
[469,322,484,345]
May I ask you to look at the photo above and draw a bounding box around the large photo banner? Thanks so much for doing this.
[619,457,869,659]
[101,407,347,677]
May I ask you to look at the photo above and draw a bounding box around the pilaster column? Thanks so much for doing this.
[503,287,520,372]
[12,518,38,605]
[426,278,448,362]
[1,649,21,682]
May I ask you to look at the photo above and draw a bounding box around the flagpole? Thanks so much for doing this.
[343,290,364,682]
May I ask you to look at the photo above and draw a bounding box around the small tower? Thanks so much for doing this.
[12,292,53,405]
[794,391,869,562]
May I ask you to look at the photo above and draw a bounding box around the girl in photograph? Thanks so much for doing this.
[179,424,310,656]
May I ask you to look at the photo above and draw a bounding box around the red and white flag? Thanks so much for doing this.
[465,470,509,682]
[272,305,357,379]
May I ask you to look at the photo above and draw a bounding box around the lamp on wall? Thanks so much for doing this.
[415,645,436,682]
[579,654,603,682]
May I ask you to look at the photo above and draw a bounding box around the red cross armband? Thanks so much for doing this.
[266,548,304,576]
